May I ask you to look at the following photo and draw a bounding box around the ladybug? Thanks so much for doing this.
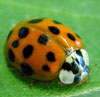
[5,18,89,84]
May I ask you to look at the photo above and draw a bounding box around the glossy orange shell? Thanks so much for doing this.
[5,18,83,81]
[23,18,83,50]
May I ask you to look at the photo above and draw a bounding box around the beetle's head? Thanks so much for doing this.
[59,48,89,84]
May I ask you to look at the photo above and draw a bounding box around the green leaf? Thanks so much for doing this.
[0,0,100,97]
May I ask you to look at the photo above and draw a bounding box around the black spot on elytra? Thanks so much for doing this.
[19,27,29,38]
[21,63,33,76]
[38,34,49,45]
[67,33,76,41]
[53,20,62,24]
[23,45,33,58]
[42,65,50,71]
[28,18,43,23]
[62,62,71,71]
[12,40,19,48]
[8,49,15,62]
[76,50,83,57]
[46,52,56,62]
[7,30,13,40]
[48,26,60,35]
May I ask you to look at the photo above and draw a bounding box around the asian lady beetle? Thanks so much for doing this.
[5,18,89,84]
